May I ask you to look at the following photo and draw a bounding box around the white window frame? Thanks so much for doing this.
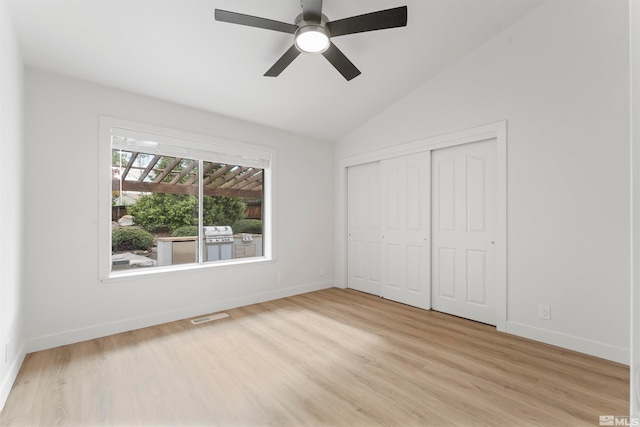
[99,116,276,281]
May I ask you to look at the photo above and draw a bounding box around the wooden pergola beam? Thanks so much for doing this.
[232,170,263,189]
[113,180,261,199]
[210,166,248,188]
[113,152,263,200]
[120,152,138,180]
[203,164,233,185]
[169,159,198,184]
[153,157,183,183]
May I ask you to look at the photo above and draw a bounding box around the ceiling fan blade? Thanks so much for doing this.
[326,6,407,37]
[301,0,323,23]
[322,42,361,81]
[215,9,297,34]
[264,45,301,77]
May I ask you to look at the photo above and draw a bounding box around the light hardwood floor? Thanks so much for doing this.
[0,288,629,426]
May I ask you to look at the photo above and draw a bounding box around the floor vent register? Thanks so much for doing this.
[190,313,229,325]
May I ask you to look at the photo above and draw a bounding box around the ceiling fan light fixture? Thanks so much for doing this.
[295,25,330,54]
[215,3,408,79]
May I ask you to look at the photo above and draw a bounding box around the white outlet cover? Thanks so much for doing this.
[539,305,551,320]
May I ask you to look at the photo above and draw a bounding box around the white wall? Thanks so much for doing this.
[0,2,26,410]
[336,0,630,363]
[23,69,335,352]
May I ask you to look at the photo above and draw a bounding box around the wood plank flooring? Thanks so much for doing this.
[0,288,629,426]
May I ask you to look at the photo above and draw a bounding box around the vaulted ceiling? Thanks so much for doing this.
[6,0,543,142]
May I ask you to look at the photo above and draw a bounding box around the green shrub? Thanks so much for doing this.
[126,194,246,232]
[127,193,198,232]
[232,219,262,234]
[203,196,246,227]
[172,225,199,237]
[112,227,154,251]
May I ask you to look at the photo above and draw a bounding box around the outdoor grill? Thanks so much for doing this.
[203,226,234,261]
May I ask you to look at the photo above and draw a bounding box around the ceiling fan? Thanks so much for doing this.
[214,0,408,81]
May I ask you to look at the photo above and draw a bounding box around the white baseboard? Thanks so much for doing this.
[0,341,26,412]
[506,321,629,365]
[26,281,334,354]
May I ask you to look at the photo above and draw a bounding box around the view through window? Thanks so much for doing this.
[110,138,264,273]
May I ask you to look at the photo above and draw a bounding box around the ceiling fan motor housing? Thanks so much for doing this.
[294,14,330,54]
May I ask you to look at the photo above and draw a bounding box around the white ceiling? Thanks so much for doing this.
[6,0,543,142]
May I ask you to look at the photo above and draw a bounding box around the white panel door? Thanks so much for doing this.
[380,152,431,310]
[432,139,497,325]
[347,162,381,295]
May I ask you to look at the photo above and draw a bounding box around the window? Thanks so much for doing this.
[100,117,274,279]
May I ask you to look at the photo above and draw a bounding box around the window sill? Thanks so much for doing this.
[101,256,274,283]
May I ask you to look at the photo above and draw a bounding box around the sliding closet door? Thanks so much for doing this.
[431,139,497,325]
[380,153,431,310]
[347,162,381,295]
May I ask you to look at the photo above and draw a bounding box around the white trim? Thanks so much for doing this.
[495,123,508,332]
[341,121,504,168]
[99,116,276,281]
[26,281,334,354]
[339,121,508,330]
[0,342,26,411]
[631,0,640,417]
[506,321,629,365]
[106,117,273,165]
[112,129,270,169]
[104,257,274,283]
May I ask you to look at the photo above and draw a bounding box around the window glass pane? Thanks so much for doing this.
[111,148,199,271]
[102,120,273,280]
[202,161,263,263]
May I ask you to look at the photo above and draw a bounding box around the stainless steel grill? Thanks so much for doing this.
[203,226,233,243]
[203,226,233,260]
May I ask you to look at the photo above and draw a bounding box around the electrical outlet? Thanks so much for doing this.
[539,304,551,320]
[277,273,284,284]
[319,267,325,277]
[5,340,9,363]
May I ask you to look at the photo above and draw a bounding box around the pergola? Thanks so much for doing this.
[112,151,263,199]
